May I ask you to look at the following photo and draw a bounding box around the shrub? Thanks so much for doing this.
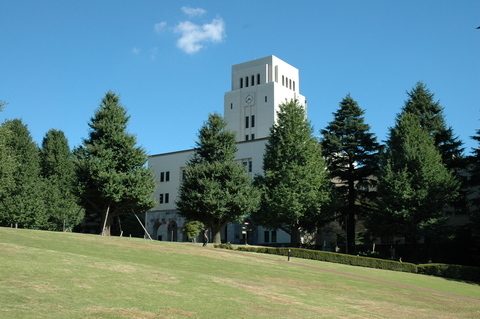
[417,263,480,282]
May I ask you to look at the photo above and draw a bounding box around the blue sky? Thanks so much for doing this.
[1,1,479,156]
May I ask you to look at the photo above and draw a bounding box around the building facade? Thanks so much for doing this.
[146,55,306,244]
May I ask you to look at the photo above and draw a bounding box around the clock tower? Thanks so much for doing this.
[224,55,306,142]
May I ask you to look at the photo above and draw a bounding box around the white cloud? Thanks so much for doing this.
[132,47,141,54]
[174,18,226,54]
[154,21,167,33]
[181,6,206,17]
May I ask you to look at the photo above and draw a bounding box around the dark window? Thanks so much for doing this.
[245,135,249,141]
[159,194,164,204]
[265,96,267,102]
[251,134,255,140]
[293,81,295,91]
[165,193,169,203]
[240,78,243,88]
[160,172,164,182]
[282,75,284,86]
[251,115,255,127]
[251,75,255,86]
[165,171,170,182]
[257,73,260,84]
[245,76,249,87]
[264,231,270,243]
[245,116,249,128]
[230,103,233,109]
[272,230,277,243]
[248,160,252,172]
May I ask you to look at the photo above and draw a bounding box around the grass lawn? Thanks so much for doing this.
[0,227,479,318]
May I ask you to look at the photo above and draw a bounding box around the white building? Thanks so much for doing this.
[146,55,306,244]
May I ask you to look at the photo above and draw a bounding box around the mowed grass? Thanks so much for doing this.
[0,227,479,318]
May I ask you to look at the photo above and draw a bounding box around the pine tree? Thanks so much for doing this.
[402,82,464,169]
[321,94,382,254]
[0,119,48,228]
[176,113,260,244]
[253,100,332,246]
[74,92,156,236]
[40,129,84,231]
[368,113,459,262]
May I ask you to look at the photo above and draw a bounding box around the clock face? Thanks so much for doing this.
[245,93,254,105]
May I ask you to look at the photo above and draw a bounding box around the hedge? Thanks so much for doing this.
[214,245,480,282]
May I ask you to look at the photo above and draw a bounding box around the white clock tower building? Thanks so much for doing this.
[147,55,306,245]
[224,55,306,142]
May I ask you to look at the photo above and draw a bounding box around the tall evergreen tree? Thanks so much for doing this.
[40,129,84,231]
[0,119,48,228]
[368,113,459,262]
[74,92,156,236]
[253,100,332,246]
[321,94,382,254]
[402,82,464,169]
[176,113,260,244]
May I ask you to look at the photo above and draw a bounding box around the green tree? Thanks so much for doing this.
[40,129,84,231]
[321,94,382,254]
[176,113,260,244]
[0,119,47,228]
[74,92,156,236]
[253,100,332,247]
[368,113,459,262]
[183,221,205,242]
[402,82,464,169]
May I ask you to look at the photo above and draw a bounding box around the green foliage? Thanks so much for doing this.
[369,113,459,261]
[417,264,480,282]
[253,99,332,246]
[39,129,84,231]
[183,220,205,241]
[402,82,464,169]
[0,119,48,229]
[321,94,382,253]
[74,92,156,235]
[177,113,260,243]
[233,246,418,273]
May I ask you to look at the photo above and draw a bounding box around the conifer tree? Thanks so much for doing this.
[321,94,381,254]
[176,113,260,244]
[368,113,459,262]
[40,129,84,231]
[0,119,48,228]
[253,100,332,246]
[74,92,156,236]
[402,82,464,169]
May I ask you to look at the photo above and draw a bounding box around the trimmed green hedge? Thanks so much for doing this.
[215,245,480,282]
[417,263,480,283]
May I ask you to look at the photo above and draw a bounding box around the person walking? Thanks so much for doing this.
[203,229,209,247]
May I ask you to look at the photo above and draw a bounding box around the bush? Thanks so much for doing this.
[417,263,480,282]
[230,246,418,273]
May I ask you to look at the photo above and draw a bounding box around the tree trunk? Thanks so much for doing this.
[101,206,113,236]
[211,222,224,244]
[290,226,300,247]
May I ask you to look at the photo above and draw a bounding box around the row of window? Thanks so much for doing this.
[245,115,255,128]
[159,193,169,204]
[240,74,261,88]
[264,230,277,243]
[160,171,170,182]
[282,75,295,91]
[245,134,255,141]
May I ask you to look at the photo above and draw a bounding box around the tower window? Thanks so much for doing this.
[231,103,233,109]
[251,134,255,140]
[245,116,249,128]
[251,75,255,86]
[293,81,295,91]
[257,74,260,84]
[265,96,267,102]
[251,115,255,128]
[240,78,243,88]
[282,75,284,86]
[245,135,249,141]
[245,76,249,87]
